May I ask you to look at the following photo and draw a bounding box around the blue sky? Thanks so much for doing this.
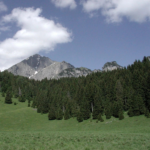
[0,0,150,71]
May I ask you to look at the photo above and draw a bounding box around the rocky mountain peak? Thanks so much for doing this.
[31,61,75,80]
[54,67,92,79]
[7,54,55,78]
[7,54,123,80]
[102,61,123,71]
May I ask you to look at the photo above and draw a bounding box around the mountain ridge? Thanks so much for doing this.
[7,54,55,78]
[6,54,124,80]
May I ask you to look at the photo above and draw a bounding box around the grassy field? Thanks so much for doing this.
[0,94,150,150]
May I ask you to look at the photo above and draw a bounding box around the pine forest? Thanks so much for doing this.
[0,56,150,122]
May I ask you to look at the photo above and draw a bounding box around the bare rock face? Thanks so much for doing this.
[93,69,101,73]
[7,54,55,78]
[31,61,75,80]
[7,54,123,80]
[102,61,123,71]
[54,67,92,79]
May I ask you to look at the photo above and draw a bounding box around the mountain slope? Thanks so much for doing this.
[31,61,75,80]
[53,67,92,79]
[7,54,55,78]
[6,54,125,80]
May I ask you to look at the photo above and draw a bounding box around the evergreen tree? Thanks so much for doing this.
[112,102,120,118]
[93,90,104,119]
[56,107,63,120]
[18,95,26,102]
[5,91,12,104]
[145,109,150,118]
[145,71,150,111]
[105,108,111,119]
[71,100,78,117]
[98,114,104,122]
[48,106,56,120]
[64,107,70,120]
[128,107,134,117]
[28,101,30,107]
[37,106,41,113]
[14,88,19,98]
[84,83,95,112]
[132,94,144,116]
[118,110,124,120]
[105,98,112,119]
[80,95,90,120]
[40,93,49,114]
[77,110,83,122]
[113,79,124,118]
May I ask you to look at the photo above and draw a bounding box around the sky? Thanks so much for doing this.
[0,0,150,71]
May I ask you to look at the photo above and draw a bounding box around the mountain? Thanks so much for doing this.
[7,54,55,78]
[53,67,92,79]
[7,54,124,80]
[93,69,101,73]
[31,61,75,80]
[102,61,123,71]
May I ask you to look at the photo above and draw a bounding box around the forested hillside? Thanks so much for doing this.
[0,56,150,122]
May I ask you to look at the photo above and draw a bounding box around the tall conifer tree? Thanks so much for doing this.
[5,91,12,104]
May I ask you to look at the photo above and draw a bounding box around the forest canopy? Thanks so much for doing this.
[0,56,150,122]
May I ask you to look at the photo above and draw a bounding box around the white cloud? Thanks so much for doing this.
[51,0,77,9]
[81,0,105,13]
[0,7,72,71]
[0,1,7,12]
[81,0,150,23]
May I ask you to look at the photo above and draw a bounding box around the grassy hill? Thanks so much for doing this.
[0,94,150,150]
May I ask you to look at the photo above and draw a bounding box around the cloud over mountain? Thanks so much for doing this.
[51,0,77,9]
[81,0,150,23]
[0,7,72,71]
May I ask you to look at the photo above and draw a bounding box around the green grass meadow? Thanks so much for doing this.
[0,94,150,150]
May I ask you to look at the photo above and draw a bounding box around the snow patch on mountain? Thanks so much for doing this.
[35,71,38,75]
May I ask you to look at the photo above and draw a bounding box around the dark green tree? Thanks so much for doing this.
[48,105,56,120]
[80,95,90,120]
[56,107,63,120]
[98,114,104,122]
[5,91,12,104]
[145,109,150,118]
[77,110,83,122]
[64,106,70,120]
[105,97,112,119]
[28,100,30,107]
[113,79,124,118]
[118,110,124,120]
[128,107,134,117]
[93,89,104,119]
[18,95,26,102]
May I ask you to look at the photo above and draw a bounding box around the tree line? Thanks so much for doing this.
[0,56,150,122]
